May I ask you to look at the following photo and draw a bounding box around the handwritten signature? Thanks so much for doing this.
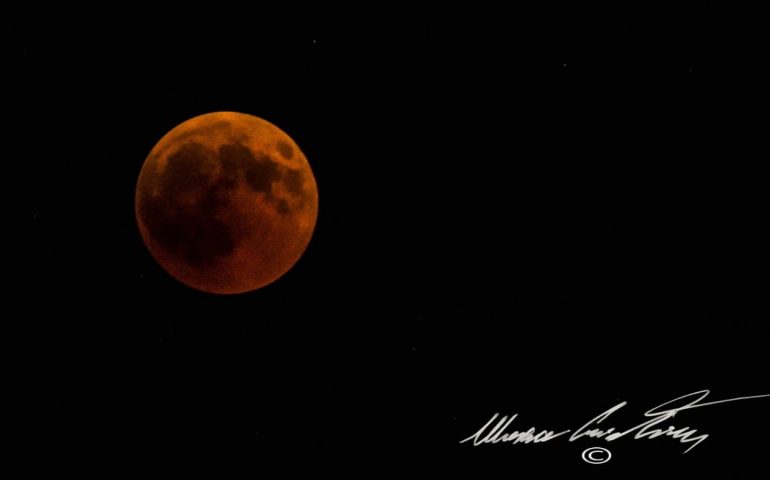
[460,390,770,453]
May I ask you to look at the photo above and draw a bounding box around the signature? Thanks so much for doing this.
[460,390,770,453]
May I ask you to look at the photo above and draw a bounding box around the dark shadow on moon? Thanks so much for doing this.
[147,120,232,166]
[139,193,236,268]
[138,140,305,269]
[245,153,282,194]
[283,169,304,195]
[276,140,294,159]
[276,198,290,215]
[164,143,218,196]
[219,143,253,181]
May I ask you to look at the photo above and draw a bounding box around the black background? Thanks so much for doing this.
[19,5,768,477]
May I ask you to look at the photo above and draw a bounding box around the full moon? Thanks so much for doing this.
[135,112,318,294]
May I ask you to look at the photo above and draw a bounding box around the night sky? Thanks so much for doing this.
[19,6,768,476]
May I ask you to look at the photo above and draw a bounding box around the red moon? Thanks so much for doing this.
[135,112,318,294]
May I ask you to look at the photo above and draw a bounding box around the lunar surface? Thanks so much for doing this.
[135,112,318,294]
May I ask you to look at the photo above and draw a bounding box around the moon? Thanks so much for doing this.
[135,112,318,294]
